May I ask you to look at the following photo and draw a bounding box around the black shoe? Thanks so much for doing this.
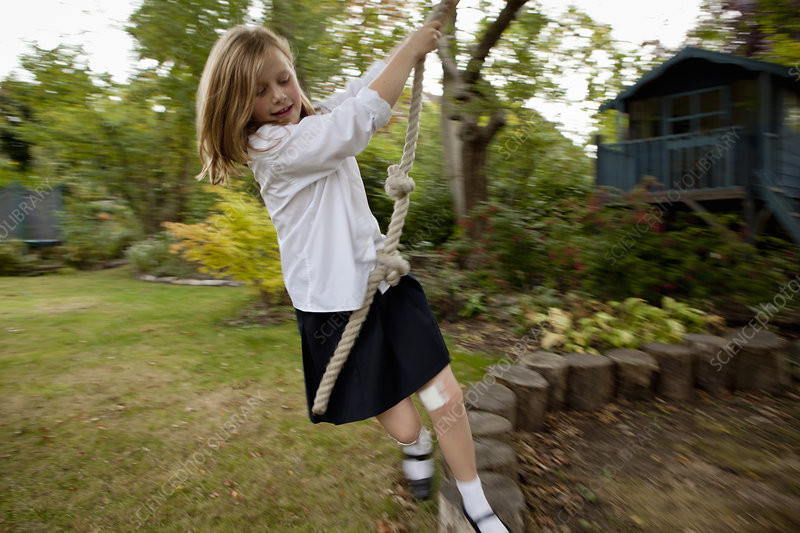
[402,452,433,500]
[461,501,512,532]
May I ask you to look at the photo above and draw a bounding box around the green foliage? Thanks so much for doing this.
[57,186,142,269]
[359,101,454,250]
[0,157,35,188]
[488,107,594,209]
[445,167,595,289]
[580,201,798,309]
[125,232,203,278]
[520,296,724,354]
[688,0,800,65]
[0,240,38,275]
[445,173,798,311]
[459,291,488,318]
[414,256,489,321]
[164,186,284,303]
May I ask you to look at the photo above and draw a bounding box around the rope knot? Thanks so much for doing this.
[385,164,416,200]
[377,248,410,286]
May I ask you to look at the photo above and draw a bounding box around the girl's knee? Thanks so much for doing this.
[387,425,422,446]
[418,369,463,415]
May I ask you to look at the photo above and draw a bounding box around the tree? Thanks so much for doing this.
[437,2,621,229]
[125,0,420,225]
[7,46,112,183]
[687,0,800,64]
[0,89,33,171]
[126,0,254,231]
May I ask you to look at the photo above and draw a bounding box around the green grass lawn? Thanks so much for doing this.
[0,266,502,532]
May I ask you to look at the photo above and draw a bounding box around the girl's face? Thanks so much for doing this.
[252,48,302,126]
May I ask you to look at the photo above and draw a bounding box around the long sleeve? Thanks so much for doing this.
[249,86,392,195]
[314,60,387,113]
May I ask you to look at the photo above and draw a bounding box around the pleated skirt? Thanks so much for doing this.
[294,272,451,425]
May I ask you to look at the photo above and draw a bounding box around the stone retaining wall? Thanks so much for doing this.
[438,330,800,532]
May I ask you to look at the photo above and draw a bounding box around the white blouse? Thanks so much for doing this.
[247,61,393,312]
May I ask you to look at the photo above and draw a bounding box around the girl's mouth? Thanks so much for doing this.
[273,104,293,118]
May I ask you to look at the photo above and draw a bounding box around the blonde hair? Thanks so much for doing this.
[195,25,316,186]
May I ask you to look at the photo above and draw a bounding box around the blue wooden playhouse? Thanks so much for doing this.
[596,46,800,245]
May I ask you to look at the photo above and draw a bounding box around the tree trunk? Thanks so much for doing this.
[436,0,523,225]
[440,91,467,220]
[462,126,489,216]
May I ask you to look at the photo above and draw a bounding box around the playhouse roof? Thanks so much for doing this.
[600,46,797,112]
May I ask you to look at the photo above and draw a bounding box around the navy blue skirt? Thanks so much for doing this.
[295,272,451,425]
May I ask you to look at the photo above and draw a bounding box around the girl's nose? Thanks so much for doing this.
[272,89,285,103]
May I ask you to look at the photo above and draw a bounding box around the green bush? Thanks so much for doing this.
[125,232,202,278]
[581,205,798,309]
[359,103,454,250]
[444,173,595,290]
[164,186,285,304]
[444,176,798,311]
[0,239,38,275]
[57,191,142,269]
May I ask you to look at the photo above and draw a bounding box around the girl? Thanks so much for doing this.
[196,21,510,533]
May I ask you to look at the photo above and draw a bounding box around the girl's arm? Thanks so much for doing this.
[317,23,436,113]
[368,20,442,109]
[315,61,387,113]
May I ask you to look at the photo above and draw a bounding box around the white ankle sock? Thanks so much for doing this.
[456,475,508,533]
[400,426,434,481]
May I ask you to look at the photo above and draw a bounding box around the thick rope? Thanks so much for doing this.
[312,0,457,416]
[311,57,425,416]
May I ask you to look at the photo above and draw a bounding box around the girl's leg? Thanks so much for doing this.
[416,365,476,481]
[376,396,435,500]
[417,364,509,532]
[375,396,422,445]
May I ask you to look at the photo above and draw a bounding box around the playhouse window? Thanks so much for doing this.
[667,87,727,135]
[628,97,661,139]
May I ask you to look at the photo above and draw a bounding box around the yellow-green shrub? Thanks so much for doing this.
[163,186,284,303]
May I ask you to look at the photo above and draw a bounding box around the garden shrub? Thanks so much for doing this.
[57,190,142,269]
[359,102,454,250]
[125,232,202,278]
[519,295,724,354]
[581,206,798,310]
[443,173,596,290]
[444,176,798,312]
[163,186,285,304]
[0,239,38,275]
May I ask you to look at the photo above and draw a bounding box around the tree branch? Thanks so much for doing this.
[437,35,461,82]
[437,34,471,106]
[466,0,528,82]
[482,108,507,140]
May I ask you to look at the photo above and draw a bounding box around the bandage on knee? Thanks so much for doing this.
[418,379,449,411]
